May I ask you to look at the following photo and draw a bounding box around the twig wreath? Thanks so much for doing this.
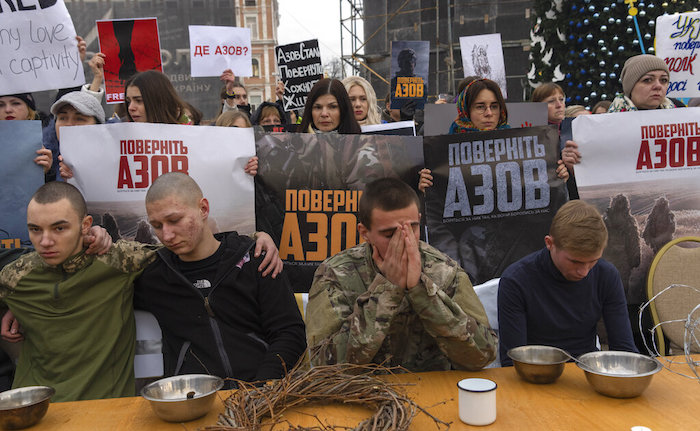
[203,362,450,431]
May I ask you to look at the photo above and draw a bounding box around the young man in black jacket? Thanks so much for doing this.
[135,173,306,385]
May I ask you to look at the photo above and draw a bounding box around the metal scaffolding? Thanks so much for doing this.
[339,0,364,78]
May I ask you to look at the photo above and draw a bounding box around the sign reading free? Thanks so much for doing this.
[188,25,252,77]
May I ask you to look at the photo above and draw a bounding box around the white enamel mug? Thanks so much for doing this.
[457,378,497,426]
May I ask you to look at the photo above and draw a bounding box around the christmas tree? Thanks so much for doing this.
[529,0,698,109]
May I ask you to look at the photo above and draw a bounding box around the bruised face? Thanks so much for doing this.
[312,94,341,132]
[27,198,92,266]
[55,105,98,141]
[146,194,209,262]
[0,96,30,121]
[358,204,421,261]
[630,70,669,110]
[348,85,369,122]
[126,85,147,122]
[545,235,603,282]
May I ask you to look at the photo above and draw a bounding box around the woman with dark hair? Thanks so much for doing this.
[123,71,188,124]
[299,78,361,134]
[449,78,509,134]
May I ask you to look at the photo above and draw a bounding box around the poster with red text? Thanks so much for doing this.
[188,25,252,77]
[573,109,700,310]
[59,123,255,242]
[97,18,163,104]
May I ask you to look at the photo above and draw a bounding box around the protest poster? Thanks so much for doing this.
[0,121,44,249]
[97,18,162,104]
[655,12,700,98]
[423,102,548,137]
[390,40,429,110]
[572,109,700,310]
[255,132,424,292]
[275,39,323,111]
[0,0,84,94]
[188,25,252,78]
[459,34,507,98]
[60,122,255,242]
[423,126,568,285]
[361,121,416,136]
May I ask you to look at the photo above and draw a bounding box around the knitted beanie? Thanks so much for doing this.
[621,54,669,97]
[5,93,36,111]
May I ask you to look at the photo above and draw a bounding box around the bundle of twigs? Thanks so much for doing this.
[203,362,450,431]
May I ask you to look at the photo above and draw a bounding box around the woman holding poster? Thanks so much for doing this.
[341,76,381,126]
[299,79,361,134]
[608,55,674,112]
[124,71,190,124]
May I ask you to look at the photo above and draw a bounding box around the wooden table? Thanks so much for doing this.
[31,357,700,430]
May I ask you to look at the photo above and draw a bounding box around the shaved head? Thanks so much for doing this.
[146,173,202,207]
[31,181,87,218]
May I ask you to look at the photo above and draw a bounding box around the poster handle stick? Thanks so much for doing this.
[351,55,390,85]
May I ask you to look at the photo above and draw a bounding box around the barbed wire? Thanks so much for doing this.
[639,284,700,382]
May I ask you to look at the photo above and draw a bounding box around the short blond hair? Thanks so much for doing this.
[549,200,608,255]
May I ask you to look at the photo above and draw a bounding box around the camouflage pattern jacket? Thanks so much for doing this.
[0,241,157,401]
[306,241,498,371]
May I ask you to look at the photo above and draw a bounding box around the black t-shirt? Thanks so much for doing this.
[176,243,226,297]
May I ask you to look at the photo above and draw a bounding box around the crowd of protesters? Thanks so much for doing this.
[0,31,693,403]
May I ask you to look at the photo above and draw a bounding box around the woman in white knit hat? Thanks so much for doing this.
[607,54,674,112]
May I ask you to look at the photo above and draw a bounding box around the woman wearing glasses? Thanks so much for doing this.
[449,78,509,133]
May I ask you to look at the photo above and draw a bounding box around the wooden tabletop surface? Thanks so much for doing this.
[29,356,700,430]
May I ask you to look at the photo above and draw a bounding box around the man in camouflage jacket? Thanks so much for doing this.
[306,178,497,371]
[0,182,157,401]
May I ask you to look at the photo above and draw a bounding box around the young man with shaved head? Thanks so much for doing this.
[0,182,156,401]
[498,200,637,366]
[306,178,497,371]
[135,173,306,385]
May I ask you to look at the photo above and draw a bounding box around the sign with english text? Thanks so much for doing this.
[0,121,44,249]
[573,108,700,313]
[97,18,162,104]
[656,12,700,97]
[275,39,323,111]
[60,123,256,242]
[255,131,424,292]
[0,0,85,94]
[188,25,252,78]
[423,126,568,285]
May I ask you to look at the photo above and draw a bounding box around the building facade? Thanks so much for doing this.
[359,0,533,102]
[235,0,280,108]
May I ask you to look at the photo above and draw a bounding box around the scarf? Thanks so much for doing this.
[449,80,509,134]
[607,94,675,112]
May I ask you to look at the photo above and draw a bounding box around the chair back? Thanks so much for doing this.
[474,278,500,368]
[134,310,164,379]
[646,236,700,354]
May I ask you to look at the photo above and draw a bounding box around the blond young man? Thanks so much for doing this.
[498,200,637,366]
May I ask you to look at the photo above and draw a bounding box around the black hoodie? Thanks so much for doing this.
[134,231,306,385]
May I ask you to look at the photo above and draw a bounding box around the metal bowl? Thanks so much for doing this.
[0,386,55,430]
[507,345,570,384]
[577,351,662,398]
[141,374,224,422]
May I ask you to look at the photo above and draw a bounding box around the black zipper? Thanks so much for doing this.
[157,240,254,378]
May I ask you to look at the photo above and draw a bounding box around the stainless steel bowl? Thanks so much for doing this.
[577,351,662,398]
[507,345,570,384]
[141,374,224,422]
[0,386,55,429]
